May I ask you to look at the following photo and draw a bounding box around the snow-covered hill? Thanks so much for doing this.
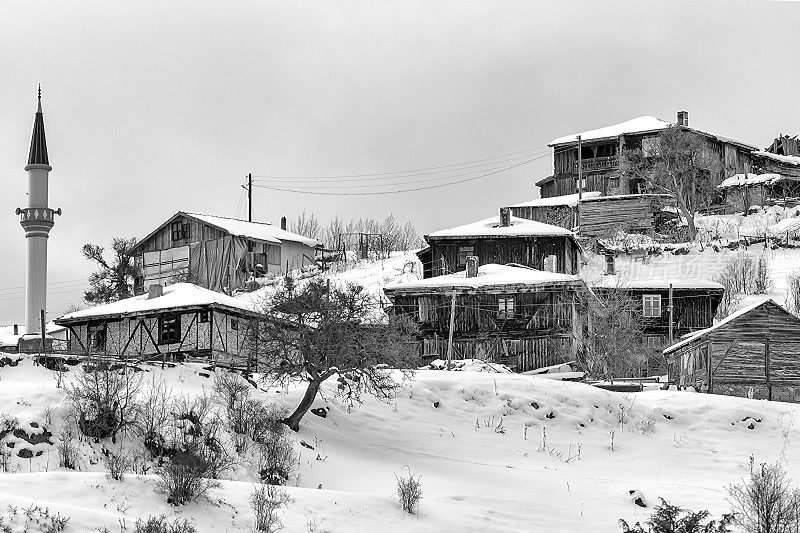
[0,357,798,531]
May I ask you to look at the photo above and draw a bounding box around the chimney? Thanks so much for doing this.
[605,253,615,275]
[465,256,479,278]
[13,324,18,336]
[677,111,688,127]
[280,216,287,230]
[499,207,511,227]
[148,284,164,299]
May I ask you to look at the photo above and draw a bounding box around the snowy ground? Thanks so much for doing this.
[1,358,799,532]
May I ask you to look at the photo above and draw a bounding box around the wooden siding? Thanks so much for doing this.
[509,205,575,230]
[425,236,578,278]
[579,195,674,238]
[671,301,800,400]
[388,285,582,372]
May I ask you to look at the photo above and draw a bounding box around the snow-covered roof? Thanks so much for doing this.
[185,213,322,247]
[385,264,582,292]
[550,116,673,146]
[0,322,65,347]
[507,191,602,208]
[426,215,574,239]
[664,298,777,355]
[56,283,259,322]
[754,151,800,167]
[549,115,757,150]
[592,277,725,291]
[718,173,782,189]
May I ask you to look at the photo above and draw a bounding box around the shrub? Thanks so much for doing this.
[619,498,734,532]
[157,435,231,505]
[251,484,292,532]
[103,449,131,481]
[133,515,198,533]
[753,254,773,295]
[728,462,800,533]
[214,371,251,414]
[786,273,800,317]
[396,466,423,515]
[57,426,80,470]
[257,423,296,486]
[67,358,142,442]
[138,375,173,457]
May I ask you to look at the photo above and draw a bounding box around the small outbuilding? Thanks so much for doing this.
[55,283,262,367]
[664,299,800,401]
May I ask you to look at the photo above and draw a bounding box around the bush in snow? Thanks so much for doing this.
[251,484,293,532]
[785,273,800,317]
[138,374,173,458]
[257,420,296,486]
[103,448,131,481]
[396,466,423,515]
[157,437,228,505]
[133,515,198,533]
[753,254,773,295]
[619,498,734,532]
[57,426,80,471]
[727,462,800,533]
[67,357,142,442]
[214,372,252,432]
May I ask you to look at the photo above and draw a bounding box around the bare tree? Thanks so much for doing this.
[253,278,419,431]
[728,462,800,533]
[581,283,647,381]
[621,126,722,240]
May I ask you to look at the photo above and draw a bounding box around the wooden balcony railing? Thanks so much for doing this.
[572,155,619,172]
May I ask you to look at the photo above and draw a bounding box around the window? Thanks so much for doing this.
[199,310,209,323]
[498,297,515,319]
[644,335,662,349]
[609,177,620,189]
[457,246,474,267]
[171,221,190,241]
[88,323,106,351]
[159,314,181,344]
[543,254,558,273]
[575,177,587,190]
[267,244,281,266]
[642,294,662,317]
[231,319,238,331]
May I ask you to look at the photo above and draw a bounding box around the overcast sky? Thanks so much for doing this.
[1,0,798,324]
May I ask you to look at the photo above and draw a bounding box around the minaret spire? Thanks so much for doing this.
[28,85,49,166]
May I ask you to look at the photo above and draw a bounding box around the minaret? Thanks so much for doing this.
[16,86,61,334]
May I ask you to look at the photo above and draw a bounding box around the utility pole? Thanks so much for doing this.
[668,283,674,345]
[248,173,253,222]
[446,289,457,371]
[576,135,583,228]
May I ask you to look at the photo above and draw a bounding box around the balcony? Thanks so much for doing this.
[572,155,619,173]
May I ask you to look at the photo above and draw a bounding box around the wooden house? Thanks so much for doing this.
[592,277,724,352]
[664,299,800,401]
[417,209,582,279]
[131,212,322,295]
[384,262,586,372]
[538,113,757,199]
[54,283,262,367]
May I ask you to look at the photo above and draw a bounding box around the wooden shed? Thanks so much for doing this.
[131,212,322,295]
[577,194,676,238]
[55,283,262,368]
[384,263,586,372]
[506,191,601,230]
[664,299,800,401]
[422,210,582,278]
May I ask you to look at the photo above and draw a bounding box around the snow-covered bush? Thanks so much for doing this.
[138,374,173,457]
[133,515,198,533]
[103,448,131,481]
[257,421,296,486]
[157,438,227,505]
[57,426,79,470]
[728,462,800,533]
[251,484,292,532]
[785,273,800,317]
[753,254,773,295]
[619,497,733,532]
[635,415,656,436]
[67,358,142,442]
[396,466,423,515]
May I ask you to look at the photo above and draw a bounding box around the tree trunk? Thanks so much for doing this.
[676,194,697,241]
[283,379,322,432]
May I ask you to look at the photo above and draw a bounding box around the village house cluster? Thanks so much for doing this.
[6,99,800,402]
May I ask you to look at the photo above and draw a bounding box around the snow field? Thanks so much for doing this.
[1,359,800,531]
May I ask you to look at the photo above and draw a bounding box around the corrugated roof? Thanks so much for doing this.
[185,213,322,247]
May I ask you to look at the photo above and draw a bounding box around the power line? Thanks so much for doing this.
[251,155,546,197]
[252,145,551,180]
